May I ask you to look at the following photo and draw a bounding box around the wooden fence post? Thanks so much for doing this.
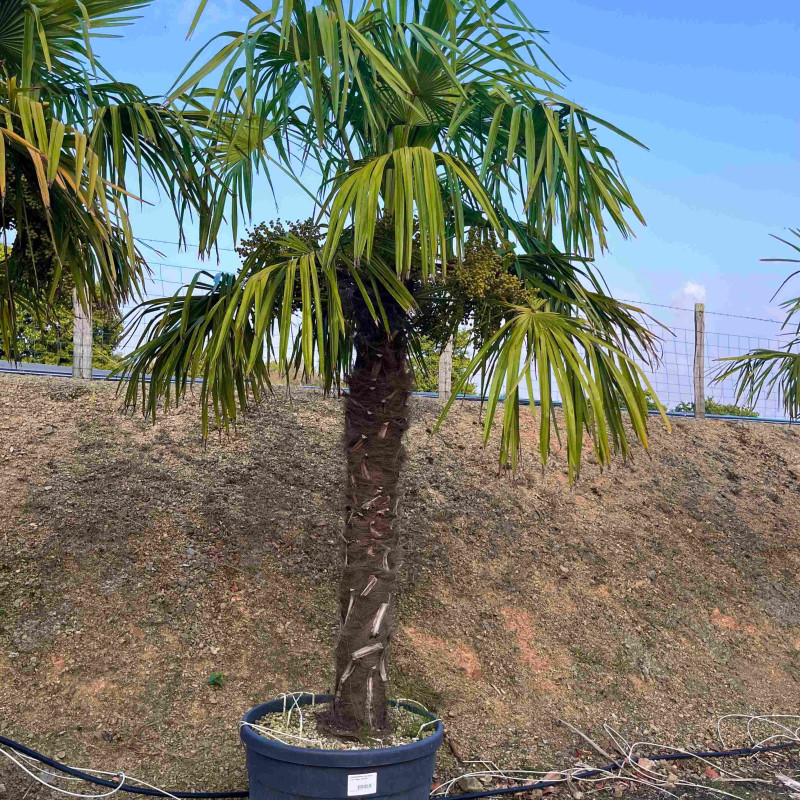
[72,288,93,380]
[437,337,453,401]
[693,302,705,419]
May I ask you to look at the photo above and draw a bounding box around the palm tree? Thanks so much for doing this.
[0,0,211,359]
[715,229,800,419]
[118,0,666,736]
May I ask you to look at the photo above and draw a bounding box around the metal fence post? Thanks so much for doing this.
[437,337,453,401]
[693,302,705,419]
[72,288,93,380]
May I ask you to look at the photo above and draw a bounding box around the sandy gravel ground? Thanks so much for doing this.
[0,374,798,797]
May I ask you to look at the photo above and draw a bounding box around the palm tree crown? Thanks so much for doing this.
[117,0,668,734]
[122,0,665,474]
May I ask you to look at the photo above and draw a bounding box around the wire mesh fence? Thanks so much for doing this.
[2,252,797,423]
[635,325,695,414]
[629,305,793,421]
[703,327,792,420]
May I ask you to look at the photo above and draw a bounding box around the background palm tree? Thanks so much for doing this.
[118,0,667,735]
[0,0,211,359]
[715,229,800,419]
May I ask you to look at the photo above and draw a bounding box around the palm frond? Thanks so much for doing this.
[1,0,222,357]
[713,229,800,419]
[321,148,504,280]
[764,228,800,334]
[715,347,800,421]
[435,298,668,477]
[511,242,664,363]
[115,271,270,437]
[175,0,647,261]
[0,0,148,88]
[1,101,148,356]
[116,232,417,433]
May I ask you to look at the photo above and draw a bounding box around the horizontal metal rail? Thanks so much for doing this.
[1,360,796,424]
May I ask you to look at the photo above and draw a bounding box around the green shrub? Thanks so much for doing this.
[672,397,759,417]
[0,291,123,369]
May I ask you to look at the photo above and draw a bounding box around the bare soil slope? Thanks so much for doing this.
[0,373,798,794]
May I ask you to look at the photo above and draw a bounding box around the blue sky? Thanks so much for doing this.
[97,0,799,341]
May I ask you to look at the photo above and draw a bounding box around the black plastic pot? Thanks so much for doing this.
[241,694,443,800]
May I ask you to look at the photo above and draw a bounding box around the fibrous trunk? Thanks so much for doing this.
[327,332,411,734]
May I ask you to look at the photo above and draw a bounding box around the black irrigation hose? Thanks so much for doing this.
[1,735,797,800]
[0,735,246,798]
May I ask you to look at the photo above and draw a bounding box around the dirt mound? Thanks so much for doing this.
[0,373,798,794]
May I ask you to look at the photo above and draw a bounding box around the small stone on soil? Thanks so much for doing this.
[456,777,483,792]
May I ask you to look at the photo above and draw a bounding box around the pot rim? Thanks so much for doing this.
[240,693,443,767]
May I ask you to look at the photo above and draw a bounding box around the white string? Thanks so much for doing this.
[416,718,443,739]
[239,720,319,747]
[0,746,126,798]
[716,714,800,749]
[433,714,800,799]
[6,711,796,800]
[0,746,183,799]
[602,725,746,800]
[277,690,318,739]
[12,750,87,782]
[394,698,432,713]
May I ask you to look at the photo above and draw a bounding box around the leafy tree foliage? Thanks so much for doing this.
[672,398,759,418]
[0,0,212,358]
[0,291,123,368]
[414,330,476,395]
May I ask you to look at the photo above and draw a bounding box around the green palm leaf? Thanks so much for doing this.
[171,0,646,260]
[435,298,667,477]
[115,227,417,433]
[714,229,800,419]
[116,272,270,437]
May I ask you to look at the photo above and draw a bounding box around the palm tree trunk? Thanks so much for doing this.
[327,332,411,734]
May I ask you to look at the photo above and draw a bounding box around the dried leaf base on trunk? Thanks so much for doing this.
[324,334,412,736]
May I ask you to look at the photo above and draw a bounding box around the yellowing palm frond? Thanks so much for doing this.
[1,0,221,358]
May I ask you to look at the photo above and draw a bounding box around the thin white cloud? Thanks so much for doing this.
[674,281,707,307]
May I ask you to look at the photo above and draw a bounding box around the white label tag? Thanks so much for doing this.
[347,772,378,796]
